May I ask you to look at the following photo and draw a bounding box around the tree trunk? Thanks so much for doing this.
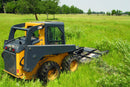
[3,5,6,13]
[35,13,38,20]
[2,0,6,13]
[47,13,48,20]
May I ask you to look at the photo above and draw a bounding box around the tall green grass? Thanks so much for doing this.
[0,14,130,87]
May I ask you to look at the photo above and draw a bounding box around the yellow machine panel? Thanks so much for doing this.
[15,51,68,79]
[25,22,46,45]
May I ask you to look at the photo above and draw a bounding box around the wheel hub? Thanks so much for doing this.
[48,68,59,80]
[70,60,78,72]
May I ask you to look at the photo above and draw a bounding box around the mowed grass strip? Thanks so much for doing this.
[0,14,129,87]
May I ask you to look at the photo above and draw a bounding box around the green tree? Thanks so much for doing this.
[60,4,83,14]
[106,12,111,16]
[1,0,13,13]
[123,11,129,15]
[79,9,83,14]
[5,1,16,13]
[116,10,122,16]
[99,11,105,14]
[87,8,91,15]
[16,0,41,20]
[70,5,75,14]
[27,0,41,20]
[74,7,80,14]
[2,0,83,16]
[49,0,59,19]
[15,0,30,14]
[56,6,62,14]
[61,4,70,14]
[111,10,116,15]
[42,0,50,19]
[128,12,130,16]
[42,0,59,19]
[0,0,3,13]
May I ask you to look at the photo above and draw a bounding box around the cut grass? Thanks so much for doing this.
[0,14,130,87]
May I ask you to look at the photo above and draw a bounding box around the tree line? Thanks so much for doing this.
[87,8,130,16]
[0,0,83,20]
[0,0,130,20]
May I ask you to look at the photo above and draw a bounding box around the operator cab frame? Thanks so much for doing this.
[6,22,65,46]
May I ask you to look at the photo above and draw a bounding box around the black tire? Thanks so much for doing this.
[61,55,78,72]
[38,61,60,84]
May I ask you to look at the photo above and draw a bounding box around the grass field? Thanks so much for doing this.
[0,14,130,87]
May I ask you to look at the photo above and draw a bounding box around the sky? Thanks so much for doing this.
[59,0,130,12]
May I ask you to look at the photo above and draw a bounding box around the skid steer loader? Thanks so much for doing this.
[2,22,108,83]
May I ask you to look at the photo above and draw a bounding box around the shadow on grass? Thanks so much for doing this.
[45,18,59,21]
[22,18,59,22]
[22,19,36,21]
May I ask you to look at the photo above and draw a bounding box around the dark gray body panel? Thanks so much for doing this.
[24,45,76,72]
[2,50,16,75]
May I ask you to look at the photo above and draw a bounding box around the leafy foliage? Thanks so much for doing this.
[87,8,91,15]
[5,1,16,13]
[0,0,3,13]
[3,0,83,19]
[3,0,84,14]
[128,12,130,16]
[111,9,122,16]
[60,4,83,14]
[116,10,122,16]
[15,0,30,14]
[61,4,70,14]
[112,10,116,15]
[106,12,111,16]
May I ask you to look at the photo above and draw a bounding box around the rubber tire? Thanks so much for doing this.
[38,61,60,84]
[61,55,78,72]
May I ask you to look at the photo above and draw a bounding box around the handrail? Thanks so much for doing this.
[12,27,28,31]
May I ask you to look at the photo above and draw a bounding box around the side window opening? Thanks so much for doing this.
[32,30,39,39]
[47,26,63,44]
[27,26,39,44]
[14,30,25,39]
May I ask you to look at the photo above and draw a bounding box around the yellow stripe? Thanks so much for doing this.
[3,69,20,78]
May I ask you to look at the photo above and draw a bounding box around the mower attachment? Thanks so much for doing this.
[73,47,109,63]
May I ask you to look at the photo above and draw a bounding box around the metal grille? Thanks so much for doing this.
[3,51,16,75]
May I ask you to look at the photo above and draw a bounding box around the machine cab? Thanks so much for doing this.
[3,21,65,55]
[25,22,65,45]
[4,22,65,48]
